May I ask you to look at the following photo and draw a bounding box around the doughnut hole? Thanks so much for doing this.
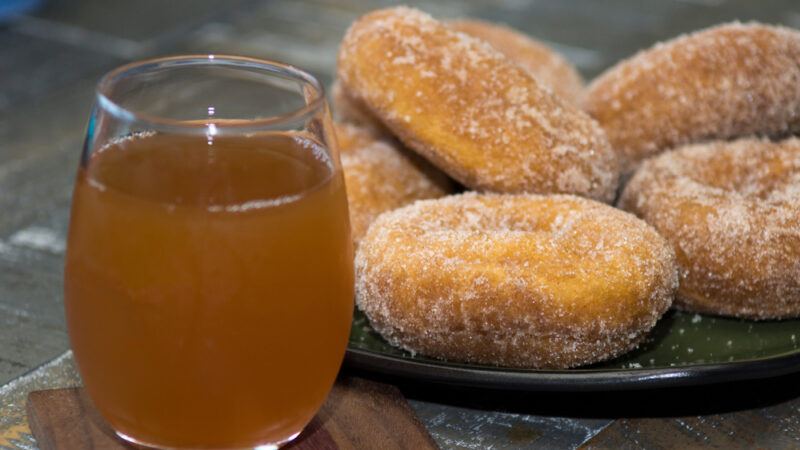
[620,138,800,319]
[356,193,677,368]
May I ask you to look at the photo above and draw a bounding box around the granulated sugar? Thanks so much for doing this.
[619,137,800,319]
[587,22,800,172]
[355,192,677,369]
[337,7,619,201]
[336,122,452,244]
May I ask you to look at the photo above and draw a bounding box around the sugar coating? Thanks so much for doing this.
[337,7,620,202]
[355,192,677,369]
[448,19,584,106]
[332,19,587,132]
[335,121,382,152]
[336,123,453,245]
[619,137,800,319]
[331,81,391,137]
[586,22,800,173]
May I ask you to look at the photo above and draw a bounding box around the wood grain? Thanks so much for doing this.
[27,377,438,450]
[27,388,119,450]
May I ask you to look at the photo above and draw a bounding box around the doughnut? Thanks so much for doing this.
[356,193,677,368]
[333,19,585,129]
[448,19,584,106]
[619,137,800,320]
[331,81,390,137]
[586,22,800,172]
[335,123,452,245]
[335,120,380,151]
[337,7,620,202]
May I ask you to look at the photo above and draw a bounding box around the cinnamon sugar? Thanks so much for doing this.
[620,137,800,319]
[335,123,452,245]
[448,19,585,106]
[355,193,677,368]
[337,7,620,201]
[587,22,800,172]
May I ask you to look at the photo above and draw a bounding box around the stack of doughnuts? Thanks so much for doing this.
[587,22,800,320]
[330,6,800,369]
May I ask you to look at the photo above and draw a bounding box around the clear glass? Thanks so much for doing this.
[64,55,354,449]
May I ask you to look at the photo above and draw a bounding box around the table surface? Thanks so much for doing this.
[1,0,799,448]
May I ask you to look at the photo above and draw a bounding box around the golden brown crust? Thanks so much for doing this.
[356,193,677,368]
[619,137,800,319]
[333,20,585,132]
[335,123,452,245]
[331,80,391,137]
[448,19,584,106]
[586,22,800,172]
[337,7,619,202]
[335,120,381,153]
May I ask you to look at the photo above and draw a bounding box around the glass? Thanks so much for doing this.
[64,55,354,449]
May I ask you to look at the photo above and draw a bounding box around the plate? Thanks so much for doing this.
[344,310,800,391]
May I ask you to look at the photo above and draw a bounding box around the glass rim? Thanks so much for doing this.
[95,54,326,131]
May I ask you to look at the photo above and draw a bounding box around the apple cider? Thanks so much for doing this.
[65,132,354,448]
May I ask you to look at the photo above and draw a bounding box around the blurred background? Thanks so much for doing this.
[0,0,798,387]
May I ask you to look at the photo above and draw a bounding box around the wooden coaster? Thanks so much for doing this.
[27,377,438,450]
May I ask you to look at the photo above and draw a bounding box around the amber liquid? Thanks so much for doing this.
[65,133,354,448]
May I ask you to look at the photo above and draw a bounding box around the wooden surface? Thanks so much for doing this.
[1,0,800,449]
[26,389,116,450]
[26,377,437,450]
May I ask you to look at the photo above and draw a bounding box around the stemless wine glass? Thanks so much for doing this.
[64,55,354,449]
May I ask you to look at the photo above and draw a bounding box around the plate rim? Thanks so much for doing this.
[344,347,800,391]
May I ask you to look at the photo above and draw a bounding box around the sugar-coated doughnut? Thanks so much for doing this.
[336,123,452,245]
[356,193,677,368]
[586,22,800,172]
[337,7,620,202]
[335,120,380,152]
[332,19,585,130]
[449,19,584,106]
[619,138,800,319]
[331,81,390,137]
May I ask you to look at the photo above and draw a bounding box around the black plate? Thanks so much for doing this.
[345,310,800,391]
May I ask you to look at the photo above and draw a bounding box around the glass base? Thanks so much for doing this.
[115,430,302,450]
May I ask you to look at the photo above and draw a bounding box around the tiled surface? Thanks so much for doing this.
[0,0,799,448]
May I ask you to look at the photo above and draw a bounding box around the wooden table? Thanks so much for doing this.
[1,0,799,448]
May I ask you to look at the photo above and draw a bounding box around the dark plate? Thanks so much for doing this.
[344,310,800,391]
